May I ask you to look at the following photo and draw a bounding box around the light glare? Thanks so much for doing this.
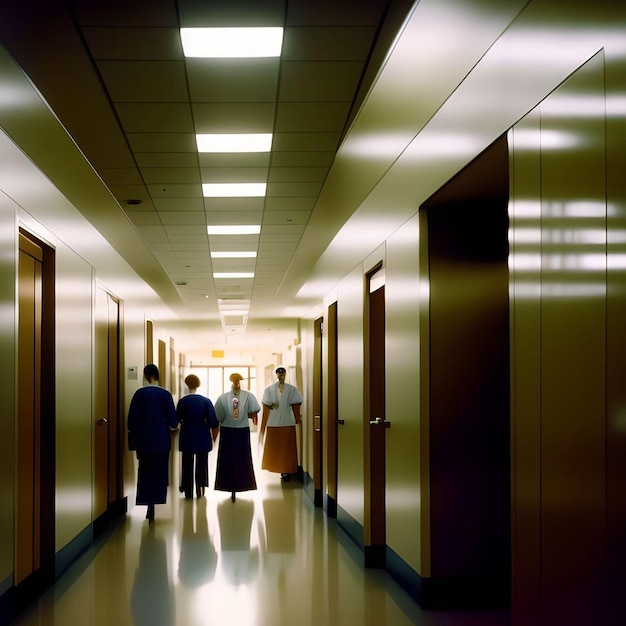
[207,225,261,235]
[211,251,257,258]
[181,27,283,58]
[203,183,266,197]
[213,272,255,279]
[197,134,272,153]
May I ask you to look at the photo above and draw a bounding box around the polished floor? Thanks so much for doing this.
[10,435,509,626]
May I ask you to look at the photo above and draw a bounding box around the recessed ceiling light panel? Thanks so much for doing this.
[202,183,266,197]
[213,272,255,279]
[211,251,257,258]
[207,225,261,235]
[196,134,272,153]
[180,27,283,58]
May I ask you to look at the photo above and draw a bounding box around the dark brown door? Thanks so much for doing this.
[368,268,387,563]
[312,317,323,506]
[326,302,338,517]
[94,287,121,519]
[16,236,43,584]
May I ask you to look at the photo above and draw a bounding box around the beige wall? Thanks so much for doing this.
[510,46,625,624]
[298,1,626,618]
[385,215,424,574]
[0,191,17,589]
[55,242,95,550]
[336,266,365,525]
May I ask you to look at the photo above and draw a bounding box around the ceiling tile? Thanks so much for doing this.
[270,151,334,167]
[153,197,204,211]
[259,233,302,243]
[177,0,286,26]
[97,60,188,102]
[207,235,260,247]
[267,181,323,197]
[168,235,210,244]
[99,168,144,186]
[279,61,364,101]
[115,103,194,133]
[282,26,376,61]
[264,197,317,211]
[203,197,265,211]
[164,224,207,236]
[83,27,183,60]
[170,242,210,252]
[262,210,310,225]
[162,258,212,269]
[268,166,328,183]
[75,1,179,27]
[125,210,162,225]
[159,211,207,225]
[109,184,155,205]
[275,102,352,132]
[205,210,263,225]
[200,167,268,183]
[272,132,341,151]
[148,242,175,252]
[192,102,276,133]
[127,133,196,152]
[136,152,199,168]
[141,168,201,184]
[136,225,169,241]
[186,58,279,102]
[147,184,202,197]
[199,153,270,168]
[286,0,388,26]
[261,224,305,235]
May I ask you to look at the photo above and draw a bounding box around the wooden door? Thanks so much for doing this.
[367,267,387,567]
[312,317,323,507]
[94,286,121,521]
[16,236,43,584]
[326,302,338,517]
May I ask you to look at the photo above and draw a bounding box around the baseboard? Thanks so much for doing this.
[337,504,364,552]
[0,496,128,626]
[386,545,423,605]
[385,545,510,610]
[325,494,337,518]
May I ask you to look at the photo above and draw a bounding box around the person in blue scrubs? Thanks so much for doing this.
[177,374,219,499]
[128,364,178,521]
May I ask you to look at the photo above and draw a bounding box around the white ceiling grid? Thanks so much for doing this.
[73,0,384,333]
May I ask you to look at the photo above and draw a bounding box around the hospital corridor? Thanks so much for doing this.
[8,436,506,626]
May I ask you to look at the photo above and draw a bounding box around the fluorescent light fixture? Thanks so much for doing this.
[213,272,255,279]
[202,183,266,197]
[197,133,272,153]
[207,225,261,235]
[180,27,283,58]
[211,251,257,258]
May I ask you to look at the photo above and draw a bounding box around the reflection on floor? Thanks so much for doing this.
[11,435,509,626]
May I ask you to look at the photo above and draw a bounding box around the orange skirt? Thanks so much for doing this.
[261,426,297,473]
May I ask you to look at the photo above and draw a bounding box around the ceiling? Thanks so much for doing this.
[0,0,413,342]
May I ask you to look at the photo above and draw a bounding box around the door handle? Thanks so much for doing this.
[97,418,108,425]
[336,419,345,425]
[369,417,390,428]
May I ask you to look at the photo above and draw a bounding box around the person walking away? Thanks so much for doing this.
[128,364,178,521]
[213,373,260,502]
[177,373,219,498]
[260,366,303,482]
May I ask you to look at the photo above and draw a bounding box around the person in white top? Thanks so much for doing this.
[214,372,260,501]
[260,367,303,482]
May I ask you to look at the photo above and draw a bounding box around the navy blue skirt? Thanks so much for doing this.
[136,451,169,505]
[214,427,257,493]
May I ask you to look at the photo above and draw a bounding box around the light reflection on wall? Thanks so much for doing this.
[510,199,608,297]
[56,488,92,514]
